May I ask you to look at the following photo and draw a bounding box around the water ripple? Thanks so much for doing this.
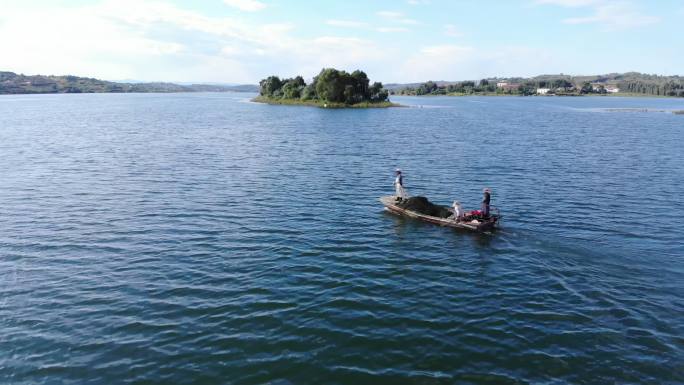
[1,93,683,384]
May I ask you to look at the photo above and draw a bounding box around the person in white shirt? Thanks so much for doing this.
[394,169,408,200]
[451,200,463,221]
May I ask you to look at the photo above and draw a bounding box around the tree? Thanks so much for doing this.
[369,82,388,101]
[580,82,593,94]
[343,85,355,104]
[552,79,572,90]
[315,68,345,102]
[300,84,316,100]
[259,76,282,97]
[351,70,370,100]
[281,81,302,99]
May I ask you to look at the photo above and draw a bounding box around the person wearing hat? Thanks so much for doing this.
[394,169,408,200]
[482,188,491,217]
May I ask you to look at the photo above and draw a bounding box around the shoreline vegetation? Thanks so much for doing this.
[252,68,397,108]
[252,96,398,108]
[0,71,258,94]
[389,72,684,98]
[2,70,683,101]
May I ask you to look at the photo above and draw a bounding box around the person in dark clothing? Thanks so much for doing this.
[394,169,408,200]
[482,188,491,217]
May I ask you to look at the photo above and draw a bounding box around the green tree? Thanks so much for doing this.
[259,76,282,97]
[351,70,370,100]
[315,68,345,102]
[369,82,388,101]
[281,76,306,99]
[343,84,355,104]
[300,84,316,100]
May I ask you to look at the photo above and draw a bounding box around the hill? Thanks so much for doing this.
[390,72,684,97]
[0,72,258,94]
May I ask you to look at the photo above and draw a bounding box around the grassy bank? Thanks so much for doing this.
[252,96,400,108]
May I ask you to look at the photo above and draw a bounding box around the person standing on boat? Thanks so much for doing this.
[451,200,463,221]
[394,169,408,200]
[482,188,491,217]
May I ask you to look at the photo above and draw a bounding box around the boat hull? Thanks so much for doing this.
[379,196,498,232]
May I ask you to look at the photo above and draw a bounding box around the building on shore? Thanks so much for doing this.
[592,83,620,93]
[537,88,551,95]
[497,82,521,91]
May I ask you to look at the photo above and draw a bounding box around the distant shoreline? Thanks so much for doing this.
[394,92,684,99]
[0,71,258,95]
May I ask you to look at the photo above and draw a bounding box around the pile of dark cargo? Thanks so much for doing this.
[397,196,452,218]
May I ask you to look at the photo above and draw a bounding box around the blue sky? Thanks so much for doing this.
[0,0,681,83]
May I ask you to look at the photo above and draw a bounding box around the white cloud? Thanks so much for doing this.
[537,0,659,29]
[395,44,559,82]
[376,27,410,33]
[326,19,369,28]
[562,2,660,29]
[420,45,474,57]
[535,0,599,7]
[223,0,266,12]
[0,0,394,83]
[377,10,418,24]
[407,0,430,4]
[444,24,464,37]
[377,11,403,18]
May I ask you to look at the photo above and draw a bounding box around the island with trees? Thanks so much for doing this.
[253,68,397,108]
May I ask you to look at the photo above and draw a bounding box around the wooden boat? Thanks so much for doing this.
[379,195,500,232]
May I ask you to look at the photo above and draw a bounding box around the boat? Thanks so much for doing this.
[379,195,500,232]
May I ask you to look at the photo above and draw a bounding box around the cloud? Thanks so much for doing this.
[444,24,464,37]
[376,27,410,33]
[223,0,266,12]
[535,0,598,6]
[407,0,430,5]
[537,0,659,29]
[395,44,560,82]
[326,19,368,28]
[420,45,474,57]
[562,2,660,29]
[0,0,394,83]
[377,11,403,18]
[377,10,419,25]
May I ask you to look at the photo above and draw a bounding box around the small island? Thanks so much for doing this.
[253,68,398,108]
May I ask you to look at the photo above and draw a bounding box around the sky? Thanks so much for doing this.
[0,0,682,84]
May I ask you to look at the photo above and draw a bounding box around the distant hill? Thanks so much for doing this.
[389,72,684,97]
[0,71,259,94]
[384,81,458,91]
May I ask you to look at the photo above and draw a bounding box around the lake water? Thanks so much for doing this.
[1,93,683,384]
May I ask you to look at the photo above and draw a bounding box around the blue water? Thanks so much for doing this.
[1,93,683,384]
